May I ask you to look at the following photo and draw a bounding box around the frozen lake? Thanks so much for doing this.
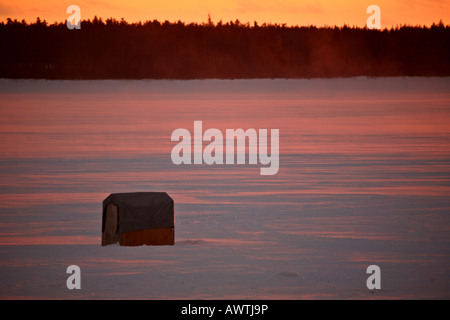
[0,78,449,299]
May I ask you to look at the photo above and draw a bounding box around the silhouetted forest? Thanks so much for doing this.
[1,17,449,79]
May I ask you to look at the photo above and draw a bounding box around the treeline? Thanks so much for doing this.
[1,17,449,79]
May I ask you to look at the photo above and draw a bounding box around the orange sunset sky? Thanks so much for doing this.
[0,0,448,27]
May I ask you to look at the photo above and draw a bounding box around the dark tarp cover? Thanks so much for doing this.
[102,192,174,234]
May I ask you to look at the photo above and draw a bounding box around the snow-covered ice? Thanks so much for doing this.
[0,78,449,299]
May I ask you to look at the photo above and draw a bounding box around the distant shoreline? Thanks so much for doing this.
[1,19,449,79]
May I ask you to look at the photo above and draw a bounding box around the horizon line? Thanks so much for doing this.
[1,16,448,29]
